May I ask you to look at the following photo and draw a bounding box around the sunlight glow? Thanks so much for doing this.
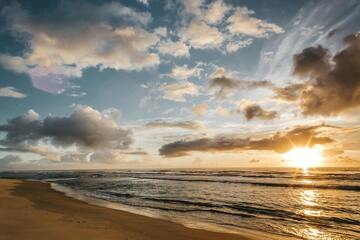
[284,147,323,170]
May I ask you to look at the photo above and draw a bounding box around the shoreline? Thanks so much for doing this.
[0,179,288,240]
[49,182,260,237]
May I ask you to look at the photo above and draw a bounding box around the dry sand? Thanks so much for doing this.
[0,179,264,240]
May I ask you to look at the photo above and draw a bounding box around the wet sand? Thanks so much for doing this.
[0,179,267,240]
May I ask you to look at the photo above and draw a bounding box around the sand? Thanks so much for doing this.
[0,179,274,240]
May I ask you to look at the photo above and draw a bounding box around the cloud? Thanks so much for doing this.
[145,120,205,130]
[59,153,89,163]
[256,0,360,85]
[89,151,126,164]
[154,27,167,37]
[226,39,253,53]
[0,54,29,74]
[192,157,203,165]
[213,101,276,120]
[27,145,61,161]
[327,28,338,39]
[249,159,260,163]
[161,82,199,102]
[0,154,23,170]
[165,64,202,80]
[0,144,62,162]
[227,7,284,37]
[182,19,224,49]
[279,33,360,115]
[0,86,26,98]
[58,148,147,164]
[102,107,122,121]
[273,84,306,102]
[180,1,282,52]
[0,1,159,93]
[215,106,232,117]
[87,151,128,164]
[137,0,150,7]
[202,0,230,24]
[181,0,203,17]
[293,45,331,78]
[181,0,229,24]
[192,104,208,117]
[159,125,335,157]
[158,40,190,58]
[0,106,132,150]
[209,68,273,99]
[239,101,277,120]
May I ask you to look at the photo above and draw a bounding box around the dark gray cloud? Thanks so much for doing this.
[326,29,338,39]
[273,84,305,102]
[208,68,273,99]
[0,106,132,150]
[159,125,335,157]
[293,45,331,78]
[277,33,360,115]
[145,120,205,130]
[240,103,277,120]
[214,101,276,121]
[209,76,273,99]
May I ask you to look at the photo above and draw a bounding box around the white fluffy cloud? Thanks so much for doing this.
[161,82,199,102]
[181,0,229,24]
[182,20,224,49]
[202,0,230,24]
[137,0,150,7]
[0,1,159,93]
[158,40,190,57]
[0,86,26,98]
[166,64,203,80]
[227,7,284,37]
[180,1,283,52]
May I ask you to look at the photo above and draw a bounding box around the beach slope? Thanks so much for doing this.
[0,179,257,240]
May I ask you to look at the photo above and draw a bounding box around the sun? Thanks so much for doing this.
[284,147,323,170]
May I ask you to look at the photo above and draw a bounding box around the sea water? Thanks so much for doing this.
[1,168,359,240]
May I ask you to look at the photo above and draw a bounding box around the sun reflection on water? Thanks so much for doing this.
[301,189,319,207]
[303,228,324,240]
[296,177,329,239]
[300,189,323,220]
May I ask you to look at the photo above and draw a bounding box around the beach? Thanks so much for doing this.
[1,168,359,240]
[0,179,261,240]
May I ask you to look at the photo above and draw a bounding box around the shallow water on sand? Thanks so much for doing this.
[2,168,360,240]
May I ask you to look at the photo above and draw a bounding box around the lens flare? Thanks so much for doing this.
[284,147,323,170]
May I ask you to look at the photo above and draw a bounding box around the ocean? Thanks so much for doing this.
[1,168,359,240]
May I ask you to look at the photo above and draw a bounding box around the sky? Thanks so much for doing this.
[0,0,359,170]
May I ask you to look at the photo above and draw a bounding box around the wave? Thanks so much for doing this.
[2,169,360,181]
[126,176,360,192]
[83,171,360,181]
[97,191,360,227]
